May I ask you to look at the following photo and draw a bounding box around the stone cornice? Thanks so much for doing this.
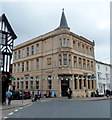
[14,28,94,51]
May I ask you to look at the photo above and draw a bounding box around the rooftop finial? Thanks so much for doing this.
[58,8,70,29]
[62,8,64,12]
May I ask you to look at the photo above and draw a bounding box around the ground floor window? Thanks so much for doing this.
[30,81,33,89]
[36,80,39,89]
[26,81,28,89]
[17,82,19,89]
[88,80,90,89]
[79,78,81,89]
[84,77,86,88]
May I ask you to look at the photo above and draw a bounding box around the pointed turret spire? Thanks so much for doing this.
[59,8,70,29]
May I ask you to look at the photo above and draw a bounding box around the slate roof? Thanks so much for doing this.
[59,9,70,29]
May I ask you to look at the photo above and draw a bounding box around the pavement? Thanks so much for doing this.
[1,99,32,110]
[1,96,111,110]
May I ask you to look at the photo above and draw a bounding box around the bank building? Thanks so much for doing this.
[12,9,96,97]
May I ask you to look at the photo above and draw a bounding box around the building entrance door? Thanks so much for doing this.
[61,80,69,96]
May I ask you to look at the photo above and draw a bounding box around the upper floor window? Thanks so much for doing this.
[18,50,21,59]
[30,80,33,89]
[86,46,88,54]
[105,73,109,80]
[31,45,34,55]
[79,58,82,69]
[82,44,85,53]
[68,54,71,66]
[36,58,39,69]
[97,72,101,80]
[14,64,16,73]
[91,61,93,71]
[14,52,17,60]
[59,54,62,66]
[36,44,39,53]
[73,41,76,49]
[106,67,108,71]
[26,61,29,71]
[22,49,25,58]
[26,47,29,56]
[63,54,67,66]
[74,56,77,68]
[60,39,62,47]
[83,59,86,69]
[22,62,24,72]
[98,65,100,70]
[87,60,90,70]
[18,63,20,72]
[47,58,51,65]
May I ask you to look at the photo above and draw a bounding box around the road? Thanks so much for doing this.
[4,99,111,119]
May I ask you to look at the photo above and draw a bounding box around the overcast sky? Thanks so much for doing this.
[1,0,111,63]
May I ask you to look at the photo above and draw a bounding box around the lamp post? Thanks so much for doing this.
[103,84,106,95]
[0,14,17,104]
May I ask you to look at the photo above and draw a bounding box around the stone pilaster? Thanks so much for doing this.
[86,77,88,89]
[19,81,21,90]
[81,76,84,89]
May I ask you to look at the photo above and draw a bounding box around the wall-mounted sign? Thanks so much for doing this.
[24,74,30,76]
[83,73,88,75]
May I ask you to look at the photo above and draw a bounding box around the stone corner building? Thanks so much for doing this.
[12,9,96,97]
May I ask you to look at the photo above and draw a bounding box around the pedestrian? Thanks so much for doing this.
[96,89,99,97]
[6,90,12,105]
[67,88,72,99]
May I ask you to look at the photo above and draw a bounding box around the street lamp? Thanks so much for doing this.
[0,14,17,104]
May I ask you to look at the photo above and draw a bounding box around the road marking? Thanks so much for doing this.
[14,109,18,112]
[8,112,14,115]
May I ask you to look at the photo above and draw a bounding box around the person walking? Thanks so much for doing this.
[67,88,72,99]
[6,90,12,105]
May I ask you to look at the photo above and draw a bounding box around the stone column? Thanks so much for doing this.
[33,78,36,91]
[77,57,79,69]
[19,81,21,90]
[72,75,75,91]
[90,78,92,90]
[86,76,88,89]
[93,80,96,90]
[28,79,30,90]
[81,76,84,89]
[15,81,17,89]
[24,80,26,90]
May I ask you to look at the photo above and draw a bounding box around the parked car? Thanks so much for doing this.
[12,91,22,100]
[23,92,31,99]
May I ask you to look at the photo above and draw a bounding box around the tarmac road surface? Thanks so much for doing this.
[4,99,111,119]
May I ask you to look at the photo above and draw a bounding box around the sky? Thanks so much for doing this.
[1,0,111,64]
